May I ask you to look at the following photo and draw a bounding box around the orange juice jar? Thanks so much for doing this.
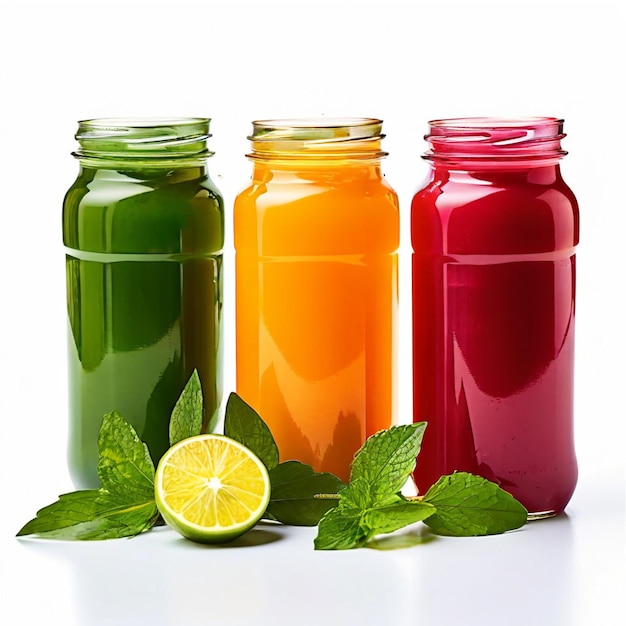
[234,118,399,480]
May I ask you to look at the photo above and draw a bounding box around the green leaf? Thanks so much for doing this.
[17,490,158,540]
[314,494,436,550]
[18,491,104,537]
[266,461,345,526]
[169,370,204,446]
[18,412,159,540]
[314,506,368,550]
[224,393,279,470]
[338,479,375,509]
[364,498,436,536]
[97,411,156,499]
[349,423,427,502]
[422,472,528,536]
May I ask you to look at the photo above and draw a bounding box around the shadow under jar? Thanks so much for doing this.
[411,117,579,518]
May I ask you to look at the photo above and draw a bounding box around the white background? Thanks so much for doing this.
[1,1,624,625]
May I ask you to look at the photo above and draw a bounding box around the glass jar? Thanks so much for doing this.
[63,118,224,488]
[411,117,579,517]
[234,118,399,481]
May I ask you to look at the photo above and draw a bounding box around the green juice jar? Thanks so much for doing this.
[63,118,224,488]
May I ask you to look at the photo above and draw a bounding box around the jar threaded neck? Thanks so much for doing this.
[73,118,213,164]
[247,118,387,161]
[424,117,567,166]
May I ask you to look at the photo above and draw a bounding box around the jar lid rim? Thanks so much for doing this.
[252,117,381,127]
[428,116,564,129]
[249,118,384,142]
[77,117,210,129]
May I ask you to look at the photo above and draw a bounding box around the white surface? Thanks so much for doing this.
[1,1,624,625]
[4,482,626,626]
[3,497,623,626]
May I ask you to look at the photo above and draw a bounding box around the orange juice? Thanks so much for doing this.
[234,119,398,480]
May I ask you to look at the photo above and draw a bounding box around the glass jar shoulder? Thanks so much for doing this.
[63,166,224,255]
[411,166,579,255]
[234,168,399,256]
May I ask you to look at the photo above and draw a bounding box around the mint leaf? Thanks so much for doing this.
[97,411,156,499]
[337,479,373,509]
[224,393,279,471]
[422,472,528,536]
[314,495,435,550]
[313,506,368,550]
[18,491,107,538]
[266,461,345,526]
[364,498,436,535]
[17,412,158,540]
[17,490,158,540]
[169,370,204,446]
[349,423,426,501]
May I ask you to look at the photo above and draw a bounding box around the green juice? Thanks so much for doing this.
[63,119,223,488]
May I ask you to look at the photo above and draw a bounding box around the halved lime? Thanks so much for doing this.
[154,434,271,544]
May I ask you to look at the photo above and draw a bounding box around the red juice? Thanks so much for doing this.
[411,118,579,517]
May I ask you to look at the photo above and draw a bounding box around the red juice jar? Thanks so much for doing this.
[411,117,579,518]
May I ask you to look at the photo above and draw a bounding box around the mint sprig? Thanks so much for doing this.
[313,424,528,550]
[17,412,159,540]
[314,424,435,549]
[17,370,206,541]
